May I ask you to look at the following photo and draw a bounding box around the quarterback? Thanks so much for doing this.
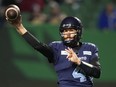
[6,7,101,87]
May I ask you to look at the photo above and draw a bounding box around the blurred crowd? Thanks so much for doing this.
[0,0,83,28]
[97,2,116,31]
[0,0,116,31]
[18,0,83,25]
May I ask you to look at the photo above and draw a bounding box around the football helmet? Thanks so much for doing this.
[59,16,83,47]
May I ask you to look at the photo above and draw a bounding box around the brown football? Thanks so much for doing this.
[5,5,20,20]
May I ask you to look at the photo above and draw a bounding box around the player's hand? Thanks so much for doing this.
[6,14,22,28]
[65,47,81,65]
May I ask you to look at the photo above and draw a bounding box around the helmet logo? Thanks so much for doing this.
[62,23,72,28]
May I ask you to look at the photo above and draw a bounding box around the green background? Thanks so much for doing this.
[0,0,116,87]
[1,24,116,82]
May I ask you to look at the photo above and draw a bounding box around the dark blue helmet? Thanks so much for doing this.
[59,16,83,47]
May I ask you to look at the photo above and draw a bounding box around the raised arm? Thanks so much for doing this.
[5,5,54,63]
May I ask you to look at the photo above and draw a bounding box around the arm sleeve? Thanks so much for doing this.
[22,32,54,63]
[79,59,101,78]
[79,47,101,78]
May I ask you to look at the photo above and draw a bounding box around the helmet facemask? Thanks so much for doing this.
[60,29,81,48]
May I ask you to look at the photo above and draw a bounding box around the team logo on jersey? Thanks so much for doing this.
[79,56,87,61]
[83,51,92,55]
[61,50,68,55]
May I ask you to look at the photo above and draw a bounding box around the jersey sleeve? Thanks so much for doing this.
[79,43,101,78]
[22,31,54,63]
[48,41,60,64]
[90,45,101,67]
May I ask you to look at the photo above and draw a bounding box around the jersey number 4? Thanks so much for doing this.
[72,67,87,82]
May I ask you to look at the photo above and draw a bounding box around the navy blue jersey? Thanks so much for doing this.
[22,32,101,87]
[49,41,99,87]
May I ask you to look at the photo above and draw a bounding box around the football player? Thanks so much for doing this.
[6,13,101,87]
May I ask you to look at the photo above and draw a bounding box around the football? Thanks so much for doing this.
[5,5,20,20]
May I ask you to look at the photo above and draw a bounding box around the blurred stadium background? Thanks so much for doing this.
[0,0,116,87]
